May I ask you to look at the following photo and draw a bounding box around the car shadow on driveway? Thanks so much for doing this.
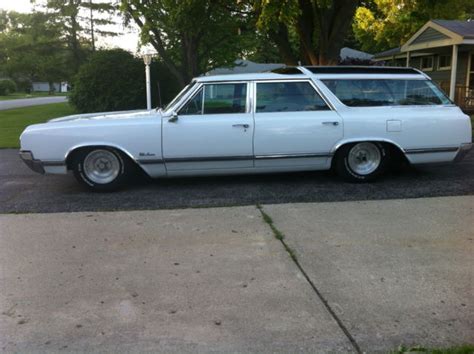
[1,147,473,213]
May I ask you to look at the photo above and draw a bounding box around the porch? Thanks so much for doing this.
[373,20,474,113]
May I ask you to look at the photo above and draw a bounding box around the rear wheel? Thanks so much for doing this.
[71,147,130,191]
[335,142,388,182]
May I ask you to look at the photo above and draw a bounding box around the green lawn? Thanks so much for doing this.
[0,102,75,148]
[394,344,474,354]
[0,92,68,101]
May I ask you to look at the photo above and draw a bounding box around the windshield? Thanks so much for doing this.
[321,79,453,107]
[163,81,197,112]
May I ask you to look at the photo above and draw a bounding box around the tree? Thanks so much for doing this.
[353,0,474,53]
[81,0,118,52]
[254,0,358,65]
[69,49,147,113]
[0,10,68,91]
[33,0,118,73]
[121,0,252,87]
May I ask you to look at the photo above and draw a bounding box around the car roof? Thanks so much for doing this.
[196,66,428,83]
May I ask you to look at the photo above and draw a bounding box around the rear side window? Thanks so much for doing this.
[256,82,329,113]
[179,83,247,115]
[322,79,452,107]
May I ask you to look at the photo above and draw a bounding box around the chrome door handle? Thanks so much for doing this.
[232,124,250,128]
[322,121,339,126]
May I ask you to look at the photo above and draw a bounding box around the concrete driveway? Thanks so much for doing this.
[0,196,472,352]
[0,96,67,110]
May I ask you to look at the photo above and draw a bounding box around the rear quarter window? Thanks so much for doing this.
[322,79,452,107]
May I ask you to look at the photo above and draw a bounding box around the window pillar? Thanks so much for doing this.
[449,44,458,100]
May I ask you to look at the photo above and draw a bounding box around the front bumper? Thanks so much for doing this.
[454,143,472,162]
[19,151,45,174]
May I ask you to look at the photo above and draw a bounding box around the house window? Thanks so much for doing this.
[438,55,451,70]
[421,56,434,71]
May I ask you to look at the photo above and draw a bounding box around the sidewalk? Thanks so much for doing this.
[0,196,472,352]
[0,96,67,110]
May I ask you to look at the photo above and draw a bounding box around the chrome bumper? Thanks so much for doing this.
[19,151,45,174]
[454,143,472,162]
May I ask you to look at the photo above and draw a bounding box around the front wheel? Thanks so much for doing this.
[334,142,389,182]
[72,148,130,191]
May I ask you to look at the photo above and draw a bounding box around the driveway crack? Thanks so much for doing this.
[256,204,362,354]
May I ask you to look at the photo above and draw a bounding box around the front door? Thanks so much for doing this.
[163,82,254,171]
[253,80,343,167]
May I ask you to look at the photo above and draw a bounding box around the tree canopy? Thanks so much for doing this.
[353,0,474,53]
[122,0,252,87]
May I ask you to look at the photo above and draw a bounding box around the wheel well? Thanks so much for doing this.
[331,141,408,169]
[65,145,136,170]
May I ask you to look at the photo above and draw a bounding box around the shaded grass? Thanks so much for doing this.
[256,204,295,259]
[394,344,474,354]
[0,102,75,148]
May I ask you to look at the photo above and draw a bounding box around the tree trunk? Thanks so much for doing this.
[268,24,298,66]
[317,0,357,65]
[89,0,95,51]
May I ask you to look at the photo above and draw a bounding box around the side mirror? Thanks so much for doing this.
[168,111,178,123]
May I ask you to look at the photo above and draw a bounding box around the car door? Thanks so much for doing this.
[163,82,254,171]
[253,80,343,167]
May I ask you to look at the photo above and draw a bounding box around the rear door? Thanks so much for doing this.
[253,80,343,167]
[163,82,254,171]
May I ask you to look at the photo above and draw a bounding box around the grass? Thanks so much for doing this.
[256,204,296,261]
[0,102,75,148]
[0,92,68,101]
[394,344,474,354]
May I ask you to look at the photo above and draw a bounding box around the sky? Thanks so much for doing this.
[0,0,143,53]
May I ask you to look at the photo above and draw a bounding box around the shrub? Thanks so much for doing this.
[0,79,17,96]
[69,49,147,113]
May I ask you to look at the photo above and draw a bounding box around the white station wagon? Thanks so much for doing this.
[20,66,472,191]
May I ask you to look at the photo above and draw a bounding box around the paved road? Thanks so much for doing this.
[0,96,67,110]
[1,148,473,213]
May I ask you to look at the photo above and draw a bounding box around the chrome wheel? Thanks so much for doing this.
[83,149,120,184]
[347,142,381,175]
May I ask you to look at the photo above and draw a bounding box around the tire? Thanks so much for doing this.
[334,142,389,182]
[71,147,130,191]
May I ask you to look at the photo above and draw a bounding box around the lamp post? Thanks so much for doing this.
[143,52,153,110]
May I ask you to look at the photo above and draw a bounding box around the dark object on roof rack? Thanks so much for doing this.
[270,67,303,74]
[304,66,421,75]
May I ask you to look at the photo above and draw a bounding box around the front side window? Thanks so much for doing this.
[179,87,203,115]
[256,82,329,113]
[322,79,452,107]
[178,83,247,115]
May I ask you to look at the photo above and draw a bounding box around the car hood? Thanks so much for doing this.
[48,109,155,123]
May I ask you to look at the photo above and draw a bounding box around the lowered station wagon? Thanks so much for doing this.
[20,66,472,191]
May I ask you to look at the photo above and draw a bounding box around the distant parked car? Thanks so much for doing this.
[20,66,472,191]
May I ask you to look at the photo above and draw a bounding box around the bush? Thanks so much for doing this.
[69,49,147,113]
[0,79,17,96]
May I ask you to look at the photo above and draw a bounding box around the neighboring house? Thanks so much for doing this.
[373,20,474,111]
[340,47,374,61]
[205,60,284,75]
[32,81,69,93]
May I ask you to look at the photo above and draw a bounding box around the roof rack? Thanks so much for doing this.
[270,67,304,74]
[304,66,422,75]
